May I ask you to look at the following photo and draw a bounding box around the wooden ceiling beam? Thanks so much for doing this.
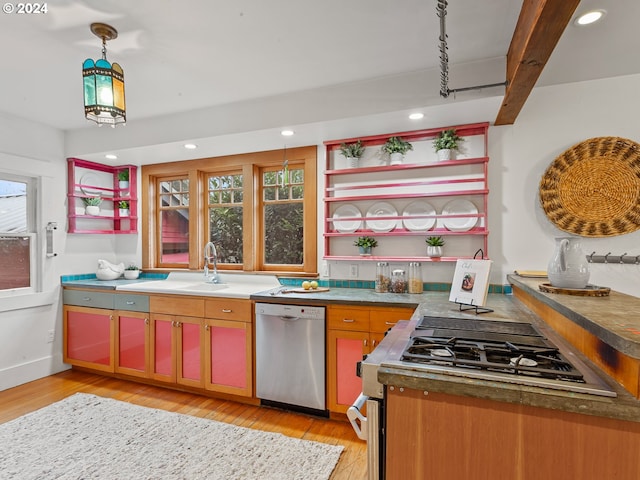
[494,0,581,125]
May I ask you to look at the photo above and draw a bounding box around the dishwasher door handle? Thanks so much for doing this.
[279,315,300,322]
[347,393,369,441]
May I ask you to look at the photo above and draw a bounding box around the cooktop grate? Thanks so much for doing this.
[417,316,542,337]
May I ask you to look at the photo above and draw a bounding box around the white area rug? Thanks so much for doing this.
[0,393,344,479]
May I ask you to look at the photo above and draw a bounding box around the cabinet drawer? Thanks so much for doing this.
[115,294,149,313]
[328,307,370,331]
[370,307,414,333]
[205,298,251,322]
[149,295,205,317]
[63,289,114,309]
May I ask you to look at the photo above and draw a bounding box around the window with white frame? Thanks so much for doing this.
[0,175,37,293]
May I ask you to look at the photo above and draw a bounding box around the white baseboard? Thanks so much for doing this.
[0,354,69,392]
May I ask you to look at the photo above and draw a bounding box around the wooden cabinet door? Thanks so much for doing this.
[204,318,253,397]
[114,310,149,378]
[175,315,204,388]
[327,329,370,413]
[63,305,114,373]
[149,313,176,383]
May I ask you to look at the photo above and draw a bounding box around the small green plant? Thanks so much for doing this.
[382,136,413,155]
[426,236,445,247]
[118,170,129,182]
[125,264,140,271]
[339,140,365,159]
[118,201,129,209]
[354,236,378,248]
[82,197,102,207]
[433,129,463,151]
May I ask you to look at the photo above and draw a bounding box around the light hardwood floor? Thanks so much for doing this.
[0,370,367,480]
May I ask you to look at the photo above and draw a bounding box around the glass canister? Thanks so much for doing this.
[390,269,407,293]
[408,262,423,294]
[375,262,390,293]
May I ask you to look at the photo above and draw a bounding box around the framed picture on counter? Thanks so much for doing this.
[449,259,493,307]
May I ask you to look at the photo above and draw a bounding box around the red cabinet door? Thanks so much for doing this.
[150,314,176,383]
[176,316,204,388]
[205,319,252,397]
[327,329,369,413]
[63,305,114,373]
[115,311,149,378]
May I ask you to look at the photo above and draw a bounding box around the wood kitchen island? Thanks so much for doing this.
[378,278,640,480]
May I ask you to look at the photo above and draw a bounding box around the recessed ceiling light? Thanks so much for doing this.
[105,154,118,160]
[575,9,606,26]
[281,130,294,136]
[184,143,198,149]
[409,113,424,120]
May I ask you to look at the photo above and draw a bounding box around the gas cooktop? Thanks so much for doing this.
[375,316,617,398]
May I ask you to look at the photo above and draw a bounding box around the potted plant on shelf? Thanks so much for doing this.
[118,169,129,190]
[433,129,463,161]
[354,236,378,256]
[118,200,130,217]
[83,196,102,215]
[425,236,445,258]
[339,140,365,168]
[124,264,141,280]
[382,136,413,165]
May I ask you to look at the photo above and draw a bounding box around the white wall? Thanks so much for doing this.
[492,74,640,297]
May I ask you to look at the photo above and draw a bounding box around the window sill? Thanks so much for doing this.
[0,290,57,313]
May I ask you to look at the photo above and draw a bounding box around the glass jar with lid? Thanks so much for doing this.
[375,262,390,293]
[390,269,407,293]
[408,262,423,294]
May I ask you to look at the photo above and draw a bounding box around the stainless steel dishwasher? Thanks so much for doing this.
[255,302,326,415]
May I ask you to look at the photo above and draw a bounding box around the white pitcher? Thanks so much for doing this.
[547,237,590,289]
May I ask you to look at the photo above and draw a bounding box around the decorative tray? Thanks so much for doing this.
[538,283,610,297]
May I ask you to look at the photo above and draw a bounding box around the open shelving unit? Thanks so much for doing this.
[67,157,138,234]
[323,122,489,262]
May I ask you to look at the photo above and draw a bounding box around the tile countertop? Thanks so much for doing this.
[507,274,640,360]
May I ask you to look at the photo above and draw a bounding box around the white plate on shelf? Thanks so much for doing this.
[366,202,398,232]
[441,199,478,232]
[332,204,362,233]
[79,173,112,197]
[402,201,437,231]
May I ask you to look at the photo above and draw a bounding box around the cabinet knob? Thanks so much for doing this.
[343,318,355,323]
[82,297,91,302]
[385,321,397,326]
[222,309,232,313]
[372,340,377,347]
[144,318,149,325]
[204,324,209,331]
[363,339,368,347]
[126,301,135,305]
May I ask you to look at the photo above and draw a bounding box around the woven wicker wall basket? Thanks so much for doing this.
[539,136,640,237]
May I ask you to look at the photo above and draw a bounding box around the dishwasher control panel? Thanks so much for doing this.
[256,302,325,319]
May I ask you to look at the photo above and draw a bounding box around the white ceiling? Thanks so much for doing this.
[1,0,638,164]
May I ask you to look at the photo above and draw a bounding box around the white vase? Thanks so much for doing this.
[86,205,100,216]
[119,208,129,217]
[547,237,590,288]
[437,149,452,161]
[390,152,404,165]
[346,157,358,168]
[119,180,129,190]
[427,246,443,257]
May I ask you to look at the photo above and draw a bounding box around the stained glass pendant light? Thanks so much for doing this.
[82,23,126,126]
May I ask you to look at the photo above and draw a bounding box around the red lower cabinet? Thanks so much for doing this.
[205,319,252,397]
[150,314,204,388]
[63,305,114,372]
[115,311,149,378]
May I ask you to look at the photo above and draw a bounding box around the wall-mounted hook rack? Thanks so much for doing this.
[586,251,639,265]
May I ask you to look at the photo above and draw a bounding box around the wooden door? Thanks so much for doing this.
[327,329,370,413]
[114,310,149,378]
[149,313,176,383]
[175,315,205,388]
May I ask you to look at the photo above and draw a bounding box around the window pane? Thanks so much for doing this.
[0,236,30,289]
[160,209,189,264]
[264,203,303,265]
[0,180,27,232]
[208,173,244,264]
[209,206,243,263]
[264,187,276,201]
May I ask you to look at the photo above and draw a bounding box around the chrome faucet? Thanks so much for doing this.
[204,242,219,283]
